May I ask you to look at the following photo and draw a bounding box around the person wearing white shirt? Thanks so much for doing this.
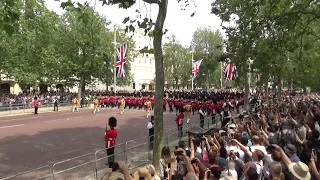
[199,108,207,128]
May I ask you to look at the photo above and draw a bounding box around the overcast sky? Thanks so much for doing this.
[46,0,224,46]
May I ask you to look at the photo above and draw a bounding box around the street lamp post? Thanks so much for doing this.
[191,48,195,90]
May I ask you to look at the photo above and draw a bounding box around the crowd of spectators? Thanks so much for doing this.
[104,94,320,180]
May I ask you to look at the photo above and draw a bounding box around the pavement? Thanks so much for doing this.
[0,104,77,117]
[0,107,206,180]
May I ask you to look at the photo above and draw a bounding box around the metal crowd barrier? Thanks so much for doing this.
[1,123,215,180]
[0,101,72,114]
[0,165,51,180]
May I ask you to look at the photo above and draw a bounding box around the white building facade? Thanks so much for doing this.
[129,29,155,90]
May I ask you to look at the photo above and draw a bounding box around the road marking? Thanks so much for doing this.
[0,124,25,129]
[44,116,83,123]
[0,116,44,123]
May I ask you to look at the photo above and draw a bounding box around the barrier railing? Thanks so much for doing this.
[0,101,72,115]
[0,165,51,180]
[52,153,95,180]
[94,143,125,180]
[1,120,218,180]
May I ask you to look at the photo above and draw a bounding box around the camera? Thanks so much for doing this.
[174,150,183,156]
[112,162,119,171]
[191,159,197,164]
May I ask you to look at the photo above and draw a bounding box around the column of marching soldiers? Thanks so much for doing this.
[88,90,259,124]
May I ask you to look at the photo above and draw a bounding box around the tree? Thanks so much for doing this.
[191,27,224,88]
[59,0,196,170]
[211,0,320,102]
[163,36,191,88]
[108,0,168,170]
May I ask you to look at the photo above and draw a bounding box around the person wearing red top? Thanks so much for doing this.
[105,97,110,108]
[151,96,155,110]
[169,99,174,112]
[33,97,39,115]
[176,109,184,138]
[104,117,118,168]
[163,98,167,111]
[137,98,142,109]
[175,99,181,114]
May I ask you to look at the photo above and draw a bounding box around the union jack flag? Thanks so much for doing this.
[192,60,203,80]
[224,59,238,83]
[116,43,127,78]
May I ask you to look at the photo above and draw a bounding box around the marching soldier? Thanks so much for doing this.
[163,97,167,111]
[145,98,152,118]
[93,98,100,113]
[119,96,125,114]
[169,98,174,112]
[72,96,78,112]
[176,108,184,138]
[184,101,192,124]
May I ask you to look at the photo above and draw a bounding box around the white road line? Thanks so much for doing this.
[0,124,25,129]
[44,116,83,123]
[0,116,44,123]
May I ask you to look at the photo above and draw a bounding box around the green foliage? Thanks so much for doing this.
[0,0,135,90]
[163,36,191,88]
[211,0,320,90]
[0,0,21,35]
[191,27,224,87]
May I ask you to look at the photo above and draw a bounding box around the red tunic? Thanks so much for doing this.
[176,113,184,125]
[33,100,39,107]
[104,129,118,148]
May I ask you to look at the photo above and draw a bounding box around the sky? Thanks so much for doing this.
[46,0,224,46]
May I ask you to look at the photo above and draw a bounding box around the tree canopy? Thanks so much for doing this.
[0,0,134,92]
[211,0,320,92]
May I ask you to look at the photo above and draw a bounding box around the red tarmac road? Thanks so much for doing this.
[0,107,197,179]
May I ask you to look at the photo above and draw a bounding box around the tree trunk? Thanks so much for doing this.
[78,74,85,107]
[152,0,168,171]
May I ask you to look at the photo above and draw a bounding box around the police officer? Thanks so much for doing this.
[53,97,58,111]
[147,116,155,150]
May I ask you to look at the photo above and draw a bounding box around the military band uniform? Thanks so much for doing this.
[72,97,78,112]
[120,98,125,115]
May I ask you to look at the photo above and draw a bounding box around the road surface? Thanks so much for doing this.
[0,107,202,179]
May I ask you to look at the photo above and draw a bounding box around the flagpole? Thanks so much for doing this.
[220,62,223,88]
[191,49,194,90]
[113,25,117,93]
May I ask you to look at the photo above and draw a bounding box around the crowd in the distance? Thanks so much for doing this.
[104,93,320,180]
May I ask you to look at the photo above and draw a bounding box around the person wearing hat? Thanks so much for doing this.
[221,104,231,128]
[283,144,300,163]
[119,96,125,115]
[272,144,311,180]
[133,167,152,180]
[104,117,118,168]
[147,116,155,150]
[219,176,235,180]
[176,108,185,138]
[33,96,39,114]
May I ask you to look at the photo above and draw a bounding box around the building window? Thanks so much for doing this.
[133,83,136,89]
[142,84,145,89]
